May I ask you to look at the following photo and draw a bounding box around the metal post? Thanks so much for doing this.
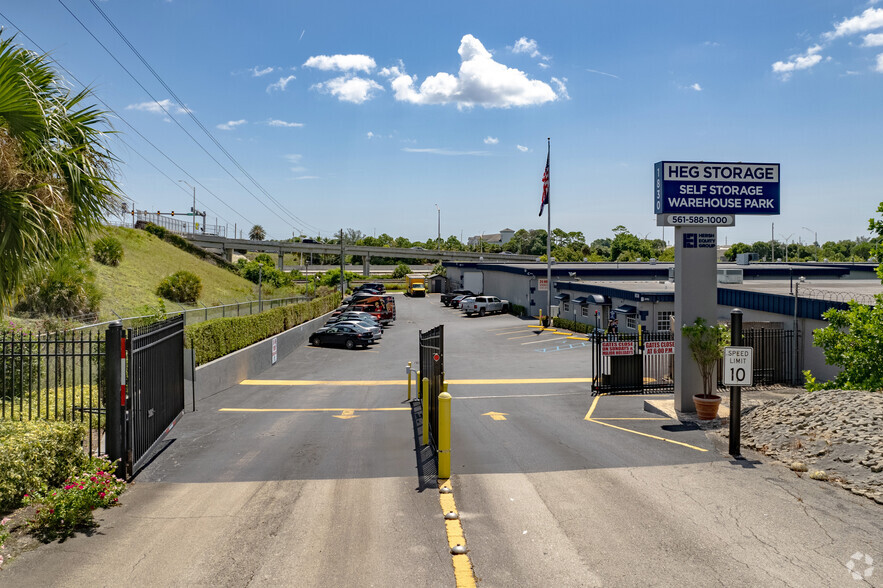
[340,228,346,297]
[422,376,430,446]
[438,384,451,480]
[729,309,743,457]
[407,361,412,401]
[793,282,799,386]
[105,321,126,478]
[258,266,263,312]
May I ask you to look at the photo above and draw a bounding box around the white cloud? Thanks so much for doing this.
[125,99,189,115]
[551,77,569,99]
[267,75,296,92]
[294,176,319,180]
[863,32,883,46]
[366,131,375,139]
[772,45,824,79]
[824,7,883,40]
[381,35,559,109]
[586,68,620,80]
[250,66,275,77]
[516,145,529,152]
[511,37,541,58]
[483,136,499,145]
[216,119,246,131]
[303,54,376,73]
[876,53,883,72]
[268,119,304,128]
[312,75,383,103]
[285,154,303,163]
[537,63,550,69]
[690,83,702,91]
[403,147,489,156]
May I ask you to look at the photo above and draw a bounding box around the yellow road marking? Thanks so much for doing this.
[240,378,593,386]
[482,411,508,421]
[592,417,671,421]
[458,392,583,399]
[218,407,409,412]
[566,336,590,341]
[438,479,476,588]
[332,409,359,419]
[584,393,604,420]
[587,418,708,452]
[520,336,569,345]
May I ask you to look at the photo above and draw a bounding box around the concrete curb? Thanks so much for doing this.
[194,312,333,400]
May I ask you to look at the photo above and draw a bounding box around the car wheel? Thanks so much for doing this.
[310,336,320,346]
[345,338,356,350]
[479,308,486,317]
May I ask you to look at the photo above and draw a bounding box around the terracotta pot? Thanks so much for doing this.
[693,394,722,420]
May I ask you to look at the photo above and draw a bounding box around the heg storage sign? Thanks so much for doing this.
[655,161,780,215]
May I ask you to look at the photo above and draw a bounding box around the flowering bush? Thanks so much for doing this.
[25,457,126,540]
[0,516,8,568]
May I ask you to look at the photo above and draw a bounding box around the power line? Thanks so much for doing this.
[85,0,325,236]
[0,10,249,229]
[55,0,309,237]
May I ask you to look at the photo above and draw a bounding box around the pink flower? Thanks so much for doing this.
[99,492,105,499]
[78,485,84,490]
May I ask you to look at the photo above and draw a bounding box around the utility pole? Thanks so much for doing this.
[178,180,197,233]
[435,204,441,249]
[340,228,346,298]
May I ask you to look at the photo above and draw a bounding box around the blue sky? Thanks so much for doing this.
[2,1,882,246]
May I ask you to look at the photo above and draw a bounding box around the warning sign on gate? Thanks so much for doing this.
[644,341,675,355]
[433,353,440,362]
[601,341,635,356]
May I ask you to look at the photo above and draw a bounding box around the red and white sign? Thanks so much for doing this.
[538,278,549,291]
[601,341,635,356]
[433,353,440,362]
[271,337,278,365]
[644,341,675,355]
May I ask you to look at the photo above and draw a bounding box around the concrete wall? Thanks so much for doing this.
[194,313,330,401]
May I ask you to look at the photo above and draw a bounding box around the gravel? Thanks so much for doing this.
[732,389,883,504]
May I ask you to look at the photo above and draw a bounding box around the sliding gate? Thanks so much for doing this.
[591,331,674,396]
[126,315,185,474]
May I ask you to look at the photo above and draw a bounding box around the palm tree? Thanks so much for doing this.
[249,225,266,240]
[0,33,120,312]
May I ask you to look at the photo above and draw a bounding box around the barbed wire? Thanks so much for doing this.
[798,286,879,306]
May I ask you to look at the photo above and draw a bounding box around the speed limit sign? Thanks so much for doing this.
[723,347,753,386]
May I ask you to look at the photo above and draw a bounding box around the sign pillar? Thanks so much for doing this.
[673,226,719,411]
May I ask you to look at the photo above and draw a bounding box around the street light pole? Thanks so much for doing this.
[802,226,818,261]
[178,180,196,233]
[435,204,441,249]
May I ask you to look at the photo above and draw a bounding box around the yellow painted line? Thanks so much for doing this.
[482,411,508,421]
[520,336,569,345]
[457,392,583,400]
[587,418,708,452]
[592,417,671,421]
[240,377,593,386]
[584,393,604,420]
[438,480,476,588]
[218,407,409,413]
[332,409,359,419]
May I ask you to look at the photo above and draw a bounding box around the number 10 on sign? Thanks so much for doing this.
[723,346,753,386]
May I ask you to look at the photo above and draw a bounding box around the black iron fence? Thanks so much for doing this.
[592,330,675,396]
[717,328,796,388]
[418,325,444,447]
[1,329,106,456]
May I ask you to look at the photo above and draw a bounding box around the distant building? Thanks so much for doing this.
[467,228,515,246]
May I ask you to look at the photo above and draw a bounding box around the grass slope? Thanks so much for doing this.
[91,227,270,320]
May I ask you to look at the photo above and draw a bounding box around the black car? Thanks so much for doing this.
[442,289,477,306]
[309,324,373,349]
[355,282,386,293]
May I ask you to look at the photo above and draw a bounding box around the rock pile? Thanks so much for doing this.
[736,389,882,504]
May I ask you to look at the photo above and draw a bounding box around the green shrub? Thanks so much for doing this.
[141,223,239,273]
[156,271,202,303]
[15,251,101,318]
[254,253,274,265]
[552,317,593,333]
[185,293,340,365]
[143,223,168,239]
[0,420,88,511]
[392,263,411,278]
[317,268,358,289]
[431,263,446,276]
[92,236,124,266]
[25,456,126,541]
[509,304,527,317]
[240,261,291,288]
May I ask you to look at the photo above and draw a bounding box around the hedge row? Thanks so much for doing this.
[0,420,89,511]
[552,317,594,334]
[142,223,240,273]
[185,293,341,365]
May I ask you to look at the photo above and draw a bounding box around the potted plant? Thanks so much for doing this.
[681,317,730,419]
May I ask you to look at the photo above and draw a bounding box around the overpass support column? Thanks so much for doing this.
[224,247,233,263]
[278,250,284,270]
[363,257,370,277]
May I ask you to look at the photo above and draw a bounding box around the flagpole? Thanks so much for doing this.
[546,138,551,325]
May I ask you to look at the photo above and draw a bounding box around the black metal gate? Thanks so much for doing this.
[418,325,444,447]
[592,331,675,396]
[127,315,185,473]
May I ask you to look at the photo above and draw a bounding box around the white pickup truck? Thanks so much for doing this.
[461,296,509,317]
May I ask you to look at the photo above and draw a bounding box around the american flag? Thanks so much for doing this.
[538,145,549,216]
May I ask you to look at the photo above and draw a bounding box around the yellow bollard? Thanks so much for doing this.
[407,362,412,401]
[438,386,451,480]
[421,377,430,446]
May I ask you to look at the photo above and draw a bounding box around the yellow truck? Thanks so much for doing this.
[406,274,426,297]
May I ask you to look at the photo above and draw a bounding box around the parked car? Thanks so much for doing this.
[334,319,382,340]
[450,295,470,309]
[309,324,374,349]
[461,296,508,317]
[328,311,383,330]
[442,289,477,306]
[355,282,386,293]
